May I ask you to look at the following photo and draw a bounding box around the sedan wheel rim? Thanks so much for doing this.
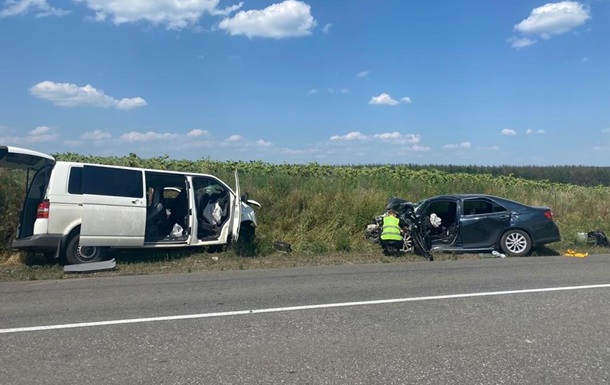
[506,233,527,253]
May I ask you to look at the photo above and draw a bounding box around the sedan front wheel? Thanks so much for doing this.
[500,230,531,257]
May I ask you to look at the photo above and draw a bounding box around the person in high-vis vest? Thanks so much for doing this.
[380,209,407,255]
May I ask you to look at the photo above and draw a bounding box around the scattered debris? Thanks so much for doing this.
[586,230,610,247]
[273,241,292,253]
[564,249,588,258]
[479,251,507,258]
[64,259,117,273]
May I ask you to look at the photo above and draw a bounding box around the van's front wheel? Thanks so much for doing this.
[233,224,256,257]
[65,234,107,264]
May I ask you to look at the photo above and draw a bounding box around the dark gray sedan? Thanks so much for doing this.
[415,194,561,256]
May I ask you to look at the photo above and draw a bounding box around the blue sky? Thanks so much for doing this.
[0,0,609,165]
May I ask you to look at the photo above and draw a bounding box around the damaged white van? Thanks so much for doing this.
[0,145,260,265]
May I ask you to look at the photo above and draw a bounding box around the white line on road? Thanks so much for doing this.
[1,283,609,334]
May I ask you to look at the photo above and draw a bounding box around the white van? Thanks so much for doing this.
[0,145,260,265]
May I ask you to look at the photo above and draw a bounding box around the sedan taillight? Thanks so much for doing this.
[543,210,553,221]
[37,200,50,219]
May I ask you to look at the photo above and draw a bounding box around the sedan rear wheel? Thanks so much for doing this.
[500,230,531,257]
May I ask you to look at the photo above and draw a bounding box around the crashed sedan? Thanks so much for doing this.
[415,194,561,256]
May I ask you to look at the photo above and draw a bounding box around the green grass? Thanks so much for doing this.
[2,155,610,281]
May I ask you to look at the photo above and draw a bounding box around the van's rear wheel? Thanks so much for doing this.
[65,234,107,265]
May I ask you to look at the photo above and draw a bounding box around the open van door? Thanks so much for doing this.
[0,146,55,241]
[80,165,146,247]
[0,146,55,170]
[231,170,242,241]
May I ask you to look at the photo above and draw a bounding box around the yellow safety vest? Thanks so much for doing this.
[381,216,403,241]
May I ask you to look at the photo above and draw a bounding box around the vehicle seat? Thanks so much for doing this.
[146,202,164,222]
[168,188,189,230]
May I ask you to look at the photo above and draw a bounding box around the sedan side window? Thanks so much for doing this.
[463,199,494,215]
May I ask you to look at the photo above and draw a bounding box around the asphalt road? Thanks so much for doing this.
[1,255,609,385]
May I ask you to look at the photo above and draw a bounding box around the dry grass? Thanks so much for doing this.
[0,243,602,282]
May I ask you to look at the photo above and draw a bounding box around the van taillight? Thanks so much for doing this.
[37,200,50,219]
[543,210,553,221]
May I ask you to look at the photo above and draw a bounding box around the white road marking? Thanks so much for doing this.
[1,283,609,334]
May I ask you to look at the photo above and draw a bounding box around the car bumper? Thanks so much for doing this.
[11,234,63,252]
[532,223,561,246]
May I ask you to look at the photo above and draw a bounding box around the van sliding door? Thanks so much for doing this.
[80,165,146,247]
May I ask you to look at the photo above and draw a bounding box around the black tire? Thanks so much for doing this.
[500,229,531,257]
[234,224,256,257]
[65,234,107,265]
[411,231,433,261]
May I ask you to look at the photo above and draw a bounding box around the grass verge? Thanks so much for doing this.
[0,243,604,282]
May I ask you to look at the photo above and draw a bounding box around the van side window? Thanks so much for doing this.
[83,165,143,198]
[68,167,83,195]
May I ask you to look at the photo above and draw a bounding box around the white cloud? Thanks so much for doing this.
[373,132,421,144]
[507,36,537,49]
[73,0,227,30]
[369,93,411,106]
[501,129,517,136]
[339,89,350,94]
[526,129,546,134]
[307,89,319,95]
[29,125,51,135]
[444,142,472,149]
[478,145,500,151]
[369,93,399,106]
[0,0,70,18]
[322,23,332,33]
[29,81,147,110]
[187,129,209,137]
[409,144,431,152]
[119,131,177,142]
[226,134,244,142]
[256,139,272,147]
[330,131,421,145]
[218,0,317,38]
[356,70,370,79]
[210,2,244,17]
[82,130,111,140]
[514,1,591,39]
[330,131,367,141]
[26,125,58,143]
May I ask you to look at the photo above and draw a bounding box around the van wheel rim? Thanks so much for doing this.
[77,246,99,261]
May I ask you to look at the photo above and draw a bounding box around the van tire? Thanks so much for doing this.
[234,224,256,257]
[65,234,107,265]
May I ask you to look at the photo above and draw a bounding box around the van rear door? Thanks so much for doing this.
[80,165,146,247]
[0,146,55,170]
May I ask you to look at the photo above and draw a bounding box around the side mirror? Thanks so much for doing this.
[241,191,261,207]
